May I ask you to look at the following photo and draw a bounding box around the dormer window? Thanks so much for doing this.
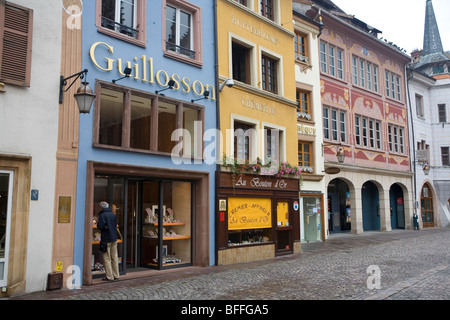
[432,65,445,75]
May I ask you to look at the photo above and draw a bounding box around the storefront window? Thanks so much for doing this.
[158,101,177,153]
[130,94,152,150]
[227,197,273,246]
[142,181,192,267]
[99,87,124,146]
[95,81,204,158]
[92,176,125,277]
[92,175,193,276]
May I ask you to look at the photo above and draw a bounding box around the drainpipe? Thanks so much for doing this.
[406,64,418,221]
[213,0,220,266]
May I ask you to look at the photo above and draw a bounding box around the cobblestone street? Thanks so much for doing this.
[9,227,450,301]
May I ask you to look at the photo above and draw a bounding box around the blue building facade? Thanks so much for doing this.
[74,0,217,285]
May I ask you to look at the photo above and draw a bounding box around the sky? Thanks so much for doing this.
[332,0,450,54]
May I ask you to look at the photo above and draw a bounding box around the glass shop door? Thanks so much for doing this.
[0,171,13,288]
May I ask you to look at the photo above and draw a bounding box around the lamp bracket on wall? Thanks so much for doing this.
[112,67,132,84]
[59,69,88,104]
[156,79,176,95]
[191,90,210,103]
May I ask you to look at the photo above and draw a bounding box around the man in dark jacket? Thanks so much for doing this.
[97,201,119,281]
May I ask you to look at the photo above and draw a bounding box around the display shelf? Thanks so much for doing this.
[142,235,190,240]
[92,239,123,245]
[144,222,185,226]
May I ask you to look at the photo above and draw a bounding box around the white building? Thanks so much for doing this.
[0,0,62,296]
[407,0,450,228]
[292,2,326,242]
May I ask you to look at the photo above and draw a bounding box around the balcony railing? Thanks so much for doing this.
[101,17,139,39]
[165,41,196,60]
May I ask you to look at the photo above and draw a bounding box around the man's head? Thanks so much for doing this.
[99,201,109,209]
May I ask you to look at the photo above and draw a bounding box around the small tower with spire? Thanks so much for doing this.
[412,0,449,78]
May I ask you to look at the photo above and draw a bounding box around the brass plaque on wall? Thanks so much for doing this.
[58,196,71,223]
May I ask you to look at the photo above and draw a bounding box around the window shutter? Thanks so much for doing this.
[0,1,33,87]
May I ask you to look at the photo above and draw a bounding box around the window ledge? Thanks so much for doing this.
[93,143,205,161]
[97,27,146,48]
[163,50,203,68]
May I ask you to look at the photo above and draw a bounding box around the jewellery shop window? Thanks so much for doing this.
[92,176,125,276]
[227,197,273,247]
[142,180,192,268]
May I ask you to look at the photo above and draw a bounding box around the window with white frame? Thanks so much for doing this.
[320,41,344,80]
[234,121,255,162]
[355,115,382,149]
[416,94,424,118]
[323,106,347,143]
[352,56,379,93]
[385,70,402,101]
[97,0,146,46]
[101,0,137,37]
[388,124,405,154]
[263,126,284,163]
[163,0,202,65]
[166,5,193,58]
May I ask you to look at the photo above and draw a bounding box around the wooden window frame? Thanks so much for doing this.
[261,54,278,94]
[0,1,33,87]
[232,41,251,85]
[296,90,311,118]
[298,141,313,169]
[93,81,205,159]
[294,32,308,63]
[260,0,274,21]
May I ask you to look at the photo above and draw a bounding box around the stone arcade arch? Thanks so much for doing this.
[362,181,381,231]
[390,183,406,229]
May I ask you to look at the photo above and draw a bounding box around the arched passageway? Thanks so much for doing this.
[327,178,351,233]
[362,181,380,231]
[390,183,405,229]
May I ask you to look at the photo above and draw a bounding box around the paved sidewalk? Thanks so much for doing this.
[7,227,450,300]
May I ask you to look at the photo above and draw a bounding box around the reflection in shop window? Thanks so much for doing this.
[96,82,204,157]
[99,88,124,147]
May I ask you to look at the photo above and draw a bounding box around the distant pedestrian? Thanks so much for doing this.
[413,212,420,230]
[97,201,119,281]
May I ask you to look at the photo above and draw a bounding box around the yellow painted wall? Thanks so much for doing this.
[217,0,297,164]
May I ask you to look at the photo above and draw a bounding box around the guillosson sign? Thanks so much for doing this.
[89,42,216,100]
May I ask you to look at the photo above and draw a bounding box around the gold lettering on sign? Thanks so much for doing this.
[88,42,216,100]
[297,124,317,135]
[242,98,276,115]
[232,17,278,45]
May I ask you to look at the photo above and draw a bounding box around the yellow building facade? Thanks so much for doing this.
[217,0,297,162]
[216,0,301,265]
